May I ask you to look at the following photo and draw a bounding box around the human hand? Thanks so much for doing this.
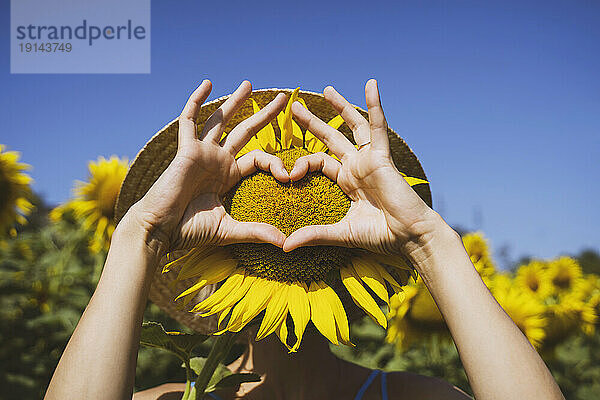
[283,79,440,257]
[128,80,290,255]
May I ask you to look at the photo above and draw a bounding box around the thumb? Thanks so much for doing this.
[283,222,350,252]
[219,215,286,248]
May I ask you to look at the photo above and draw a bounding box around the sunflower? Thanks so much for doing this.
[579,274,600,300]
[544,294,596,347]
[165,88,427,351]
[387,233,500,349]
[515,260,553,299]
[461,232,495,277]
[385,279,449,350]
[0,145,34,237]
[488,274,547,348]
[546,256,584,296]
[51,156,128,253]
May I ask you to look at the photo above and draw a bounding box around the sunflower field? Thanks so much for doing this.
[1,144,599,399]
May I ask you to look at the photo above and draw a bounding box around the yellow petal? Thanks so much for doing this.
[236,135,262,158]
[341,267,387,328]
[317,282,352,346]
[163,246,211,274]
[256,282,290,341]
[251,99,278,153]
[277,88,300,149]
[304,110,328,152]
[373,263,404,295]
[288,282,311,352]
[276,315,290,350]
[218,307,232,328]
[403,176,428,186]
[176,250,236,281]
[190,272,249,315]
[307,281,338,345]
[221,278,277,332]
[305,113,341,152]
[351,258,389,306]
[327,114,345,130]
[93,216,108,243]
[175,262,236,301]
[305,133,328,153]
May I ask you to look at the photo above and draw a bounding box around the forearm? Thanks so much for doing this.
[45,211,161,400]
[405,218,563,400]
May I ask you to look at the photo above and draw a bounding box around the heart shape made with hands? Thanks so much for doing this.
[222,147,355,283]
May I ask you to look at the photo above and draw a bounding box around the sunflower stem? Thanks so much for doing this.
[194,332,237,399]
[181,359,192,400]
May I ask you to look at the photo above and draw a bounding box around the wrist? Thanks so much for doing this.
[113,206,171,260]
[399,211,461,273]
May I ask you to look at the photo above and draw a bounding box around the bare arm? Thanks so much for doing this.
[286,79,564,400]
[408,219,562,400]
[44,80,289,400]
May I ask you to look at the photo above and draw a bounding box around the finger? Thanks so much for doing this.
[220,215,286,248]
[323,86,370,146]
[289,152,341,182]
[283,222,350,252]
[365,79,390,151]
[291,101,356,158]
[222,93,287,155]
[178,80,212,148]
[236,150,290,182]
[200,80,252,142]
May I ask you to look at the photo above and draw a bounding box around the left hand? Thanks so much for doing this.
[126,80,290,256]
[282,80,439,257]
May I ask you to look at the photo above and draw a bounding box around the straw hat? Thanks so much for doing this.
[115,88,432,335]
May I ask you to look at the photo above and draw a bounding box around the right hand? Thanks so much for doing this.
[127,80,290,256]
[283,79,441,257]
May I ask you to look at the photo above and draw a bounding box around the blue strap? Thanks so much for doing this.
[381,371,388,400]
[190,381,222,400]
[354,369,381,400]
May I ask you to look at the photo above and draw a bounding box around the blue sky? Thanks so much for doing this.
[1,0,599,266]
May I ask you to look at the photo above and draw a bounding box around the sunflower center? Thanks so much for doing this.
[224,148,353,283]
[0,170,11,211]
[526,275,539,292]
[553,273,571,289]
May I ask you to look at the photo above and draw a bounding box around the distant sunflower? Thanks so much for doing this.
[489,274,547,348]
[586,293,600,335]
[387,233,500,349]
[0,145,34,237]
[462,232,495,277]
[165,89,427,351]
[544,294,596,346]
[515,260,553,299]
[547,257,583,295]
[51,156,128,253]
[385,279,448,349]
[579,274,600,300]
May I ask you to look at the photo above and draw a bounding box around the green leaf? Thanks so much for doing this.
[188,357,233,393]
[140,322,209,361]
[214,373,261,390]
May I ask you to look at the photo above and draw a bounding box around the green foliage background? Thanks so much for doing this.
[1,206,599,399]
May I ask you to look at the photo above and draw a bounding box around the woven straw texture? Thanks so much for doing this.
[115,88,432,334]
